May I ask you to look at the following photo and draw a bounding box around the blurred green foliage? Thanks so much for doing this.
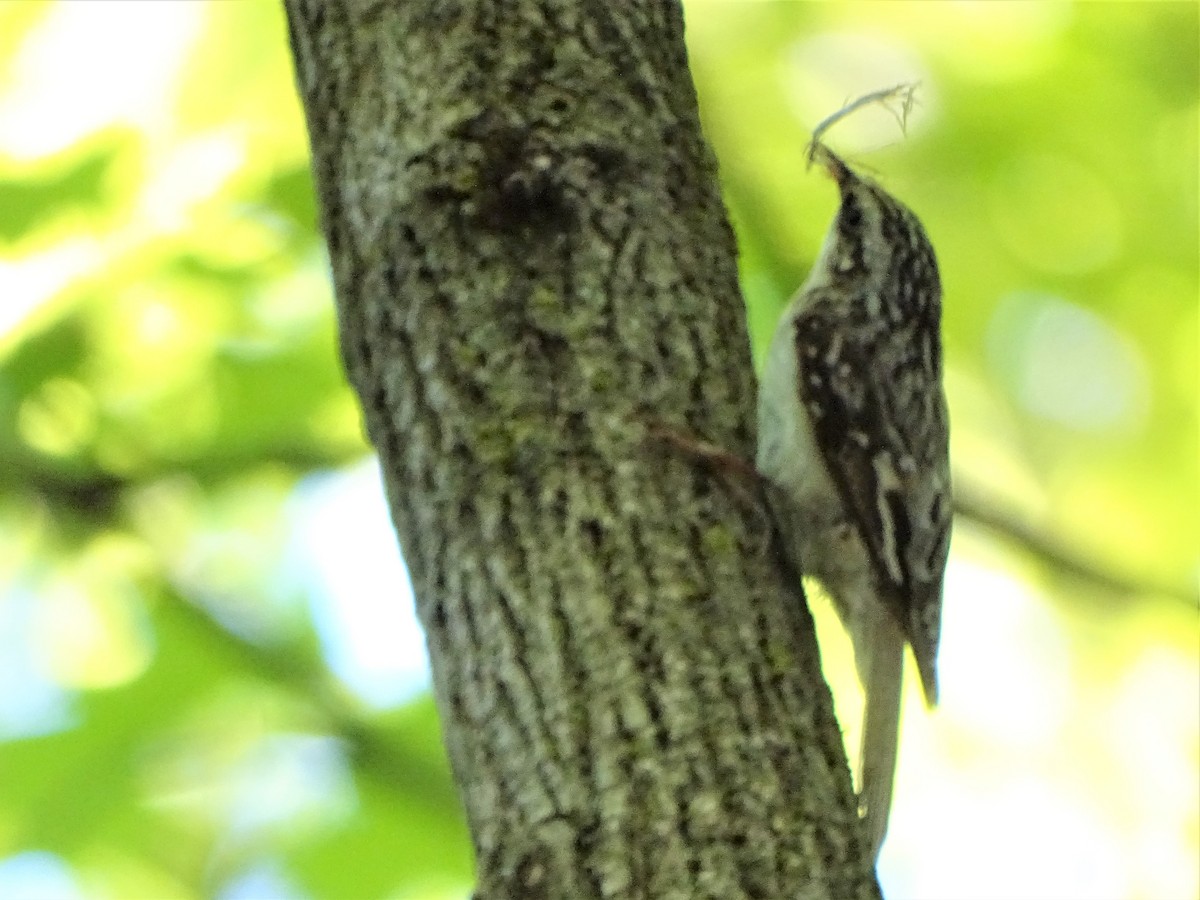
[0,2,1195,899]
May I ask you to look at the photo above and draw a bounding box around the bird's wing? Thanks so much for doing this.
[792,294,950,697]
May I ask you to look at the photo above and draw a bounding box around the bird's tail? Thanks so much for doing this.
[857,609,906,860]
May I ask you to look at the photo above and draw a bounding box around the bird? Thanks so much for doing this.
[756,139,952,859]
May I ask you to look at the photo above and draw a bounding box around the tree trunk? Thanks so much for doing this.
[284,1,880,897]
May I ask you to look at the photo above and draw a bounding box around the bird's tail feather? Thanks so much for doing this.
[858,610,906,860]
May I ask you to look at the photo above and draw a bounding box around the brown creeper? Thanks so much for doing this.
[756,141,951,858]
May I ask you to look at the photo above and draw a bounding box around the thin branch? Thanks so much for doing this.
[11,454,1191,606]
[953,486,1197,607]
[163,594,456,809]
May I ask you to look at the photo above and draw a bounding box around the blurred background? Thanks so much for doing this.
[0,2,1194,898]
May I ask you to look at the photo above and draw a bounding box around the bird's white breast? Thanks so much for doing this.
[756,298,839,514]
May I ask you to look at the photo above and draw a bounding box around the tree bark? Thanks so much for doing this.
[284,1,880,897]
